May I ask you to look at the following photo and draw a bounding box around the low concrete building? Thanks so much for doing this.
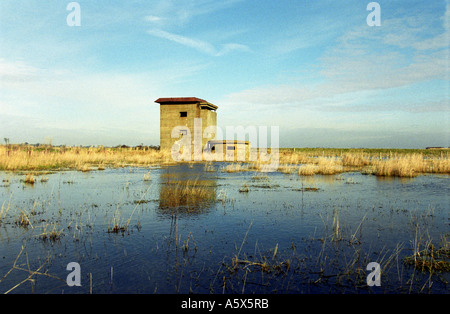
[205,140,251,161]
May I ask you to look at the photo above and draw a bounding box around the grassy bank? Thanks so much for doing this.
[277,148,450,177]
[1,145,449,177]
[280,147,449,158]
[0,144,173,171]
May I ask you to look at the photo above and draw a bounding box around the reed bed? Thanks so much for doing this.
[1,145,449,177]
[370,156,421,177]
[222,163,250,173]
[298,164,317,176]
[0,145,172,171]
[368,153,449,177]
[315,157,343,175]
[23,173,36,184]
[278,150,312,164]
[341,153,370,167]
[159,179,215,209]
[254,149,449,177]
[404,240,450,272]
[292,151,449,177]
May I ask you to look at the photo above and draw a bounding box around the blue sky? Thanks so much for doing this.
[0,0,448,148]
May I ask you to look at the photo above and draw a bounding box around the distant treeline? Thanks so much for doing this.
[3,143,161,150]
[280,147,449,158]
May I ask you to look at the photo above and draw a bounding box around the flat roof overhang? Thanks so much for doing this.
[155,97,218,110]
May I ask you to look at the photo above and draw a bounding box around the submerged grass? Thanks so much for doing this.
[404,243,450,272]
[15,211,31,228]
[0,164,448,293]
[35,224,63,242]
[160,179,215,209]
[24,173,36,184]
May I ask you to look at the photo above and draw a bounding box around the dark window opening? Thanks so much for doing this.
[227,146,235,151]
[180,112,187,117]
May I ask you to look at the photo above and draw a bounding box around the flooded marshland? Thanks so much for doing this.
[0,164,448,294]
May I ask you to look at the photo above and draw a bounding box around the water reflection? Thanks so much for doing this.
[375,175,415,184]
[158,163,217,216]
[0,166,448,294]
[298,174,338,185]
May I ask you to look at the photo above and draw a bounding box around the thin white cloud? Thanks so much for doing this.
[144,0,249,56]
[339,9,450,52]
[0,58,39,81]
[147,29,216,55]
[147,0,244,27]
[147,29,250,56]
[225,48,447,110]
[145,15,164,23]
[216,43,251,56]
[0,57,209,144]
[144,15,167,28]
[412,32,450,50]
[223,7,449,110]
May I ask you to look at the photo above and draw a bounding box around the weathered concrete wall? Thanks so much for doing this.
[199,107,217,149]
[160,103,217,153]
[207,141,251,161]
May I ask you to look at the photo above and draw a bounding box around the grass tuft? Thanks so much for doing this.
[24,174,36,184]
[404,242,450,272]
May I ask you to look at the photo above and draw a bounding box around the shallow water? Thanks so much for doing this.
[0,164,448,294]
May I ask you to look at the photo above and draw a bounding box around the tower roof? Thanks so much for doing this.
[155,97,218,110]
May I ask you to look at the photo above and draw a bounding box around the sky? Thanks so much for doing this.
[0,0,448,148]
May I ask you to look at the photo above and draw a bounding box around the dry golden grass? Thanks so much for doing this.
[0,201,11,224]
[295,151,448,177]
[298,164,317,176]
[371,154,425,177]
[315,157,343,175]
[0,145,173,171]
[222,163,249,173]
[427,158,450,174]
[367,153,450,177]
[278,150,312,164]
[37,224,62,241]
[23,173,36,184]
[404,237,450,272]
[277,164,297,174]
[1,145,449,177]
[15,211,31,228]
[238,183,250,193]
[342,153,369,167]
[203,162,215,172]
[143,170,151,181]
[159,179,215,209]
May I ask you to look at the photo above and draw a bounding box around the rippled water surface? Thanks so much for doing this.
[0,164,448,294]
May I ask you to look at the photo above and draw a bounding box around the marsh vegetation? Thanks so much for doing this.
[1,145,448,178]
[0,145,448,294]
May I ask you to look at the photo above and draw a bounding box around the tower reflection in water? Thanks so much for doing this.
[158,163,217,217]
